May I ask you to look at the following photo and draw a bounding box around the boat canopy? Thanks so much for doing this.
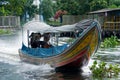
[76,19,94,29]
[45,24,77,33]
[20,19,101,58]
[22,19,95,46]
[22,19,93,32]
[23,20,51,33]
[23,19,94,33]
[23,20,77,33]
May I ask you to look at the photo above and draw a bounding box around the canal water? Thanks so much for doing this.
[0,29,120,80]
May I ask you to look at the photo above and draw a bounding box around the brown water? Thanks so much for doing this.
[0,29,120,80]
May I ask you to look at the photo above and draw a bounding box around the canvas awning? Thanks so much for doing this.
[23,19,94,33]
[23,20,77,33]
[23,20,51,33]
[45,24,77,33]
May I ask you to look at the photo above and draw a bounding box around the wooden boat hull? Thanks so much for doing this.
[19,19,101,70]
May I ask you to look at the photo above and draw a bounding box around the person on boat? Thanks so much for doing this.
[41,33,53,48]
[29,32,42,48]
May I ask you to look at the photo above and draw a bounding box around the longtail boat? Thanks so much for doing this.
[19,19,101,71]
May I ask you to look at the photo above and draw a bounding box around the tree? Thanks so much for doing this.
[6,0,26,16]
[0,1,10,16]
[56,0,91,15]
[90,0,107,11]
[0,0,38,17]
[40,0,54,21]
[112,0,120,7]
[23,0,38,20]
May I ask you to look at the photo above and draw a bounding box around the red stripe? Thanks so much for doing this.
[56,48,89,67]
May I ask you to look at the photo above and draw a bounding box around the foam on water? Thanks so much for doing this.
[16,63,53,73]
[0,41,21,65]
[0,30,22,65]
[0,31,54,76]
[97,48,120,56]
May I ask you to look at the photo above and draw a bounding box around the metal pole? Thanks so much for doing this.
[27,30,29,47]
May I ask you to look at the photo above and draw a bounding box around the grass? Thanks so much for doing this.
[0,29,12,35]
[46,20,62,26]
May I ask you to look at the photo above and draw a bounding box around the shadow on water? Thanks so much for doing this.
[45,72,90,80]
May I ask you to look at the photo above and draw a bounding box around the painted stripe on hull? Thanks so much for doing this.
[56,48,88,67]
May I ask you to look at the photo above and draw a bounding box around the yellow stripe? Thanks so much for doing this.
[56,28,95,62]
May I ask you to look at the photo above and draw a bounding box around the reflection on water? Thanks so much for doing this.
[0,29,120,80]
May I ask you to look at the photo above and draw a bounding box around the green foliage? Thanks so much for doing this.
[0,0,37,17]
[108,4,118,8]
[90,0,107,11]
[46,21,61,26]
[0,0,120,20]
[55,0,120,15]
[56,0,90,15]
[100,36,119,48]
[89,0,120,11]
[0,6,10,16]
[90,61,120,78]
[0,29,12,35]
[40,0,54,21]
[6,0,26,16]
[112,0,120,7]
[23,0,38,19]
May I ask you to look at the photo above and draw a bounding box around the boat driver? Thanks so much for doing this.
[30,32,42,48]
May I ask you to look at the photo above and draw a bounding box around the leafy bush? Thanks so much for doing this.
[90,61,120,78]
[100,36,119,48]
[0,29,12,35]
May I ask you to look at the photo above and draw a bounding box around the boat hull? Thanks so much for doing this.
[19,19,101,70]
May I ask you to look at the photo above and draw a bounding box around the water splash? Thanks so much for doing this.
[0,30,22,64]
